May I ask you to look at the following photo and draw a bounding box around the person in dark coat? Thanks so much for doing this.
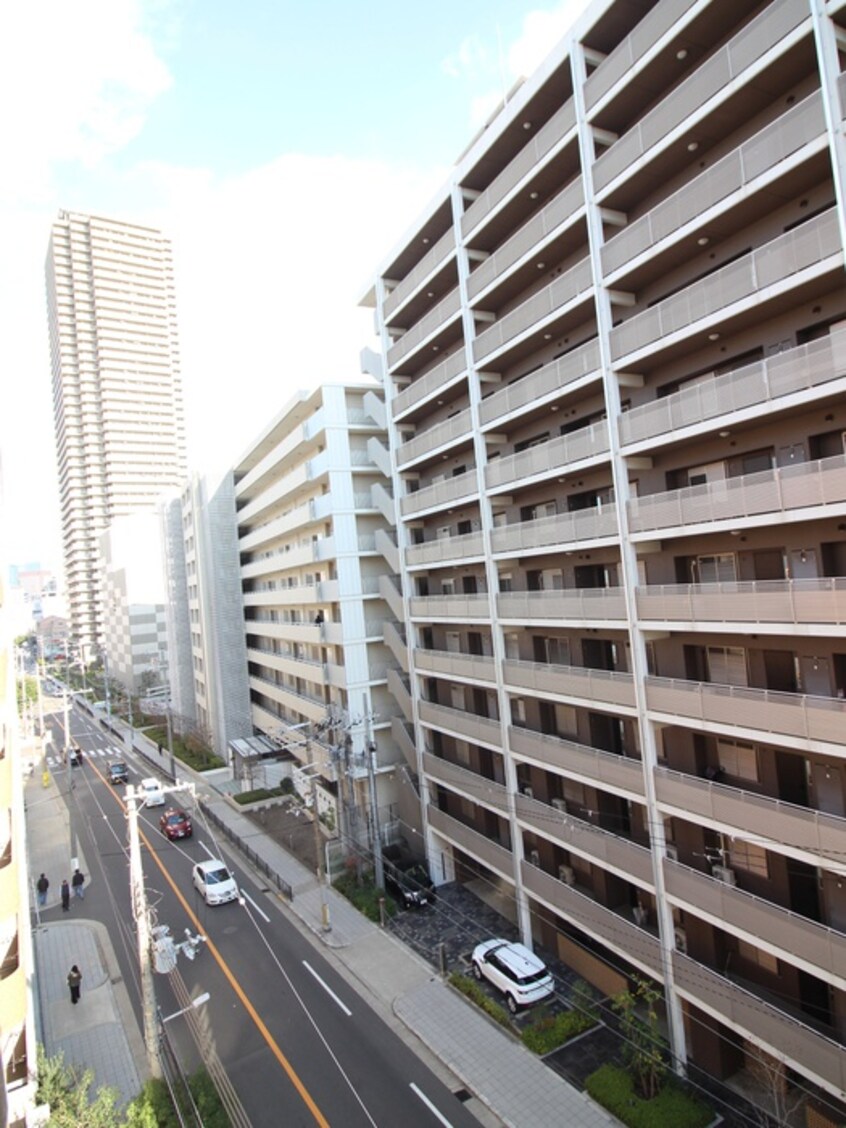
[72,868,85,899]
[67,965,82,1004]
[60,879,70,911]
[36,874,49,906]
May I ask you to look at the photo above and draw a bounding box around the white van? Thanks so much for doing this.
[140,777,165,807]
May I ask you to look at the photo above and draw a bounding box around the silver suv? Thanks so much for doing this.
[472,938,554,1012]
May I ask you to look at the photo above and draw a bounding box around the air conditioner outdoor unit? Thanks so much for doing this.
[529,849,540,866]
[558,864,575,886]
[674,927,688,954]
[665,843,679,862]
[522,786,534,799]
[551,798,567,813]
[712,865,737,886]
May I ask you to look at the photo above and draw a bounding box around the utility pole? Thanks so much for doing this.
[165,703,175,779]
[125,681,134,756]
[103,647,112,719]
[126,783,161,1078]
[310,773,331,932]
[365,712,384,890]
[63,689,71,772]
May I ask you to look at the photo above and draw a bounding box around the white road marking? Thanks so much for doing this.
[240,888,270,921]
[410,1083,454,1127]
[302,961,352,1016]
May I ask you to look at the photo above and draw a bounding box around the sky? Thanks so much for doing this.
[0,0,590,575]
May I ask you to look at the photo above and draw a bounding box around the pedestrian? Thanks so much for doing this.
[67,964,82,1004]
[71,868,85,900]
[60,879,70,912]
[36,873,49,907]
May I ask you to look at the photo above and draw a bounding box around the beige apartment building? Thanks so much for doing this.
[364,0,846,1115]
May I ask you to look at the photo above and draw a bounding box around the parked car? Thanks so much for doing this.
[192,859,238,905]
[108,761,129,784]
[382,846,434,908]
[471,938,554,1013]
[140,777,165,807]
[160,807,192,840]
[67,746,83,767]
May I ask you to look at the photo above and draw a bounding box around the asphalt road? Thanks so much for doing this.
[44,701,483,1128]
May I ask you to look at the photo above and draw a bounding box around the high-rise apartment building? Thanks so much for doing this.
[365,0,846,1115]
[45,212,187,656]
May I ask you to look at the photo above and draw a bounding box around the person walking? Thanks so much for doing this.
[67,965,82,1004]
[36,874,49,907]
[60,879,70,912]
[71,868,85,900]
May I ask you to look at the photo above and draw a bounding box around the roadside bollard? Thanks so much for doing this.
[42,770,51,788]
[438,942,447,978]
[379,896,386,928]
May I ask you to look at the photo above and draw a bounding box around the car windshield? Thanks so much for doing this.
[204,866,230,885]
[166,813,186,825]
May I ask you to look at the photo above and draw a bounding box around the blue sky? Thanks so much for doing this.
[0,0,588,572]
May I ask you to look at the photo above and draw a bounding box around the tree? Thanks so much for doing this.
[612,978,667,1100]
[35,1046,124,1127]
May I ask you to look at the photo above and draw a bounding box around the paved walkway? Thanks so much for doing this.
[25,732,619,1127]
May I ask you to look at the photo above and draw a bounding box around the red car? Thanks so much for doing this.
[159,807,193,840]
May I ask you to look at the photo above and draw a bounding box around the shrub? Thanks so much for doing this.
[233,786,286,805]
[333,871,395,922]
[586,1063,712,1128]
[448,972,513,1030]
[570,976,600,1021]
[521,1007,596,1054]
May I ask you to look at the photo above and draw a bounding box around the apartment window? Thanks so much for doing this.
[707,647,747,687]
[716,739,758,781]
[736,938,779,974]
[499,573,513,592]
[729,838,769,878]
[696,554,736,583]
[512,697,527,726]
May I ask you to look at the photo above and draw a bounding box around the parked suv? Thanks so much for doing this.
[382,844,434,908]
[472,938,554,1012]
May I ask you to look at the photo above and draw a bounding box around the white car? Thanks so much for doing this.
[472,938,554,1012]
[140,777,165,807]
[192,859,239,905]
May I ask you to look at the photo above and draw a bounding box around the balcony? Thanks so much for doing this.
[646,676,846,753]
[396,405,474,470]
[414,649,497,684]
[522,860,662,978]
[485,419,610,492]
[510,726,646,799]
[636,579,846,635]
[405,529,485,568]
[664,860,846,985]
[245,620,324,646]
[392,351,466,421]
[490,507,618,556]
[504,659,637,712]
[592,0,809,196]
[473,257,593,366]
[246,647,326,685]
[400,468,478,519]
[515,792,654,886]
[619,328,846,452]
[418,699,503,749]
[387,287,463,371]
[461,99,577,239]
[237,464,310,524]
[479,339,601,428]
[467,177,585,302]
[672,953,846,1099]
[497,587,628,627]
[422,752,509,815]
[383,229,456,324]
[248,675,326,723]
[655,767,846,867]
[611,209,840,363]
[428,805,514,880]
[408,593,491,622]
[628,454,846,538]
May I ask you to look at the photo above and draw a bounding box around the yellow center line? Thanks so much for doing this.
[90,757,331,1128]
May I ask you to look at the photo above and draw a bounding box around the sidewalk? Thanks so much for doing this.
[25,750,618,1127]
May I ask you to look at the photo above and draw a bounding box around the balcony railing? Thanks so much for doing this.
[400,467,478,518]
[414,649,497,683]
[422,752,509,814]
[387,287,463,371]
[646,676,846,750]
[510,727,646,798]
[392,351,466,420]
[396,405,474,470]
[428,805,514,879]
[504,659,637,710]
[636,578,846,630]
[418,699,503,749]
[628,454,846,536]
[490,507,618,555]
[655,767,846,865]
[497,587,627,625]
[383,228,456,323]
[408,593,491,621]
[405,529,485,568]
[619,328,846,449]
[479,339,601,427]
[485,419,610,490]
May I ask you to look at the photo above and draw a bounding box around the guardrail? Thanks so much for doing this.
[198,799,294,902]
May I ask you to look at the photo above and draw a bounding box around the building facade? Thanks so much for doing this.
[364,0,846,1114]
[234,384,411,854]
[45,212,188,656]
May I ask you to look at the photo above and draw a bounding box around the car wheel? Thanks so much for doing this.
[473,961,483,981]
[507,994,518,1014]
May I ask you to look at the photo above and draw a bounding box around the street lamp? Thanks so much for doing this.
[160,992,210,1024]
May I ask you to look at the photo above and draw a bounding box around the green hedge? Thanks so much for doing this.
[233,785,287,805]
[448,972,513,1030]
[333,871,396,922]
[521,1007,597,1054]
[586,1063,713,1128]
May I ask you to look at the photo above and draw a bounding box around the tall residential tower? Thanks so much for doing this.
[45,212,187,655]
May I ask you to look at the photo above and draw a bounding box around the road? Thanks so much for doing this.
[42,699,482,1128]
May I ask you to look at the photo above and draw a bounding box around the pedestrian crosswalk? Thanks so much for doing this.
[46,746,127,769]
